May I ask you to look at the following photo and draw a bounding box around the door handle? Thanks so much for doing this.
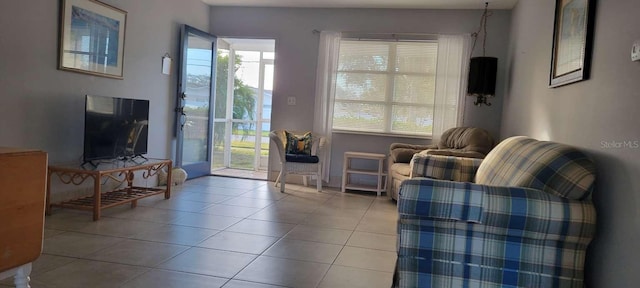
[179,113,187,131]
[176,93,188,131]
[175,110,187,131]
[176,103,187,131]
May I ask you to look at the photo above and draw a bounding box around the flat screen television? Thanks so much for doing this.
[83,95,150,163]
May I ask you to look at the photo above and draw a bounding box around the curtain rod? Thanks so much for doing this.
[312,29,440,40]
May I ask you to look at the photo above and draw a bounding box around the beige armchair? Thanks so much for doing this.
[270,130,326,192]
[387,127,493,200]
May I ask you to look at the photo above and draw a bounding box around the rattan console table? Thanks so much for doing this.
[46,159,172,221]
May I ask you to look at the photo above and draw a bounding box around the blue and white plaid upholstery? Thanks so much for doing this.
[411,154,483,183]
[476,136,595,200]
[395,137,597,288]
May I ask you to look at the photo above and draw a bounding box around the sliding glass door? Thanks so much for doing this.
[212,38,274,176]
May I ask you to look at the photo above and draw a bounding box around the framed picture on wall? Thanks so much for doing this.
[58,0,127,79]
[549,0,596,88]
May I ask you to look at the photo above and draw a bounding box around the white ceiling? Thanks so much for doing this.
[202,0,519,10]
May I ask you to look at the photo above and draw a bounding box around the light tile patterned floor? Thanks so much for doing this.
[2,176,397,288]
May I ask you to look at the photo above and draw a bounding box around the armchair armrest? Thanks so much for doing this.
[269,131,286,163]
[398,178,597,240]
[314,135,327,157]
[410,154,483,182]
[389,143,436,163]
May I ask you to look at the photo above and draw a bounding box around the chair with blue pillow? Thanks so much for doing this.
[269,130,326,192]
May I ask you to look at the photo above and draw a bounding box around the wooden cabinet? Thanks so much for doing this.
[0,148,47,287]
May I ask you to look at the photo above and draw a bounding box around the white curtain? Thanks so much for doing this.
[313,31,341,184]
[432,34,472,142]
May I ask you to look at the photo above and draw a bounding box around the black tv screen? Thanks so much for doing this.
[83,95,150,162]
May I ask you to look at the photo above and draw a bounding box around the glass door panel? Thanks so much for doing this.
[212,38,274,177]
[259,63,274,170]
[213,47,231,170]
[230,123,256,169]
[175,25,217,178]
[212,121,226,169]
[259,123,271,170]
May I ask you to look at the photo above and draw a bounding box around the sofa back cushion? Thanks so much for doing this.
[475,136,596,200]
[438,127,494,155]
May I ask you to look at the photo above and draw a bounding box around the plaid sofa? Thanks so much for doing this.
[394,136,596,288]
[388,127,494,200]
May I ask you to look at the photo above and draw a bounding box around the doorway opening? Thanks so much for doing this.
[211,38,275,180]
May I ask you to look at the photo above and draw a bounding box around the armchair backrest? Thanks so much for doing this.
[476,136,596,200]
[437,127,494,155]
[269,130,326,162]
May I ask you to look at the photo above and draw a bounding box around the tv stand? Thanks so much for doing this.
[46,159,172,221]
[81,160,99,169]
[128,154,148,164]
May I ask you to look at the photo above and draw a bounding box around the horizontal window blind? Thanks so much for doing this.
[332,40,438,136]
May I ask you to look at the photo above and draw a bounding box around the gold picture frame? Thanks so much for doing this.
[58,0,127,79]
[549,0,596,88]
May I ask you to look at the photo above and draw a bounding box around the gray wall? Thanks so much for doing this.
[209,7,511,186]
[504,0,640,286]
[0,0,210,164]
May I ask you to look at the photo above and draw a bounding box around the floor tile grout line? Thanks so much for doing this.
[43,235,194,268]
[187,184,300,286]
[315,189,377,287]
[327,192,397,273]
[222,184,350,287]
[329,263,397,274]
[117,267,233,288]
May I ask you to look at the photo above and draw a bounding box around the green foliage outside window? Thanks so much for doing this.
[214,53,256,146]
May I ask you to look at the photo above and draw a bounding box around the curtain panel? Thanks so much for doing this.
[432,34,471,142]
[313,31,341,184]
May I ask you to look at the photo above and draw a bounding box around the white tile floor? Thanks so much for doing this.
[2,176,398,288]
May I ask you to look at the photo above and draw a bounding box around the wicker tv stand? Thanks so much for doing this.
[46,158,172,221]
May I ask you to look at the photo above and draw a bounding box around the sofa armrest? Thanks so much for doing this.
[420,149,486,159]
[397,178,596,240]
[390,143,435,151]
[410,154,483,182]
[389,143,435,163]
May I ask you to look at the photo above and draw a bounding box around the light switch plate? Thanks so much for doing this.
[287,97,296,106]
[632,40,640,62]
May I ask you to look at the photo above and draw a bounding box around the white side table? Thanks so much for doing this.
[342,152,387,196]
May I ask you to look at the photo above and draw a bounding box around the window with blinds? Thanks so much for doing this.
[332,40,438,136]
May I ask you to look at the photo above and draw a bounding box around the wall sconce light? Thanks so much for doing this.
[467,2,498,106]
